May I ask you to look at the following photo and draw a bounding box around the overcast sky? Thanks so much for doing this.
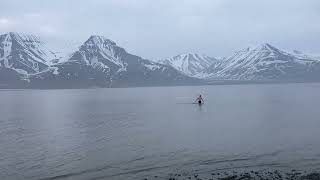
[1,0,320,59]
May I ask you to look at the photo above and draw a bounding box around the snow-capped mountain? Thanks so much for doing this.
[159,53,218,77]
[2,32,320,88]
[63,35,193,86]
[203,43,320,81]
[0,32,59,74]
[69,35,120,74]
[29,35,195,88]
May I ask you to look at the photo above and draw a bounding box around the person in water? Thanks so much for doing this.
[196,95,204,104]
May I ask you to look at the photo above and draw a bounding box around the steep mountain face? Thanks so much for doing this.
[0,32,58,74]
[203,43,320,81]
[0,32,61,88]
[159,53,218,77]
[29,35,195,88]
[69,36,120,75]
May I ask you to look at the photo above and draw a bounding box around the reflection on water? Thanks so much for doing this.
[1,83,320,179]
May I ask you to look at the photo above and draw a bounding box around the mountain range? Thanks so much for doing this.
[1,32,320,88]
[0,32,196,88]
[158,44,320,82]
[202,43,320,81]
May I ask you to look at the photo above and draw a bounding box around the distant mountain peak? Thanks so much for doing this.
[260,43,277,50]
[159,52,218,77]
[85,35,116,46]
[177,53,208,59]
[260,42,273,47]
[247,43,278,52]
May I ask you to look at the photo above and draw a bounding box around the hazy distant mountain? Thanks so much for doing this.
[69,35,195,85]
[159,53,218,77]
[2,32,320,88]
[203,43,320,81]
[30,35,195,88]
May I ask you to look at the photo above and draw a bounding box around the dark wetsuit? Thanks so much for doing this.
[196,96,203,104]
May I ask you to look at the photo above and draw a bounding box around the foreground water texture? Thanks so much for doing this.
[1,84,320,180]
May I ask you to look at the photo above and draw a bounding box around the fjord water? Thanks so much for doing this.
[1,84,320,180]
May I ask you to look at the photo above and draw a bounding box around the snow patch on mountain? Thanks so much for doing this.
[143,63,162,71]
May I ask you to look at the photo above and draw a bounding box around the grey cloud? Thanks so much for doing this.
[1,0,320,59]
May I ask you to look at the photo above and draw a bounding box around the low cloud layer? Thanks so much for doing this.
[1,0,320,59]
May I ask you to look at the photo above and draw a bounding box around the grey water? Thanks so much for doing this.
[1,83,320,180]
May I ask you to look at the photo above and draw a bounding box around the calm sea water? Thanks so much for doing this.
[1,83,320,180]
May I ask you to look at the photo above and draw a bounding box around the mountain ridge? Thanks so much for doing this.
[23,33,197,88]
[1,32,320,88]
[203,43,320,80]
